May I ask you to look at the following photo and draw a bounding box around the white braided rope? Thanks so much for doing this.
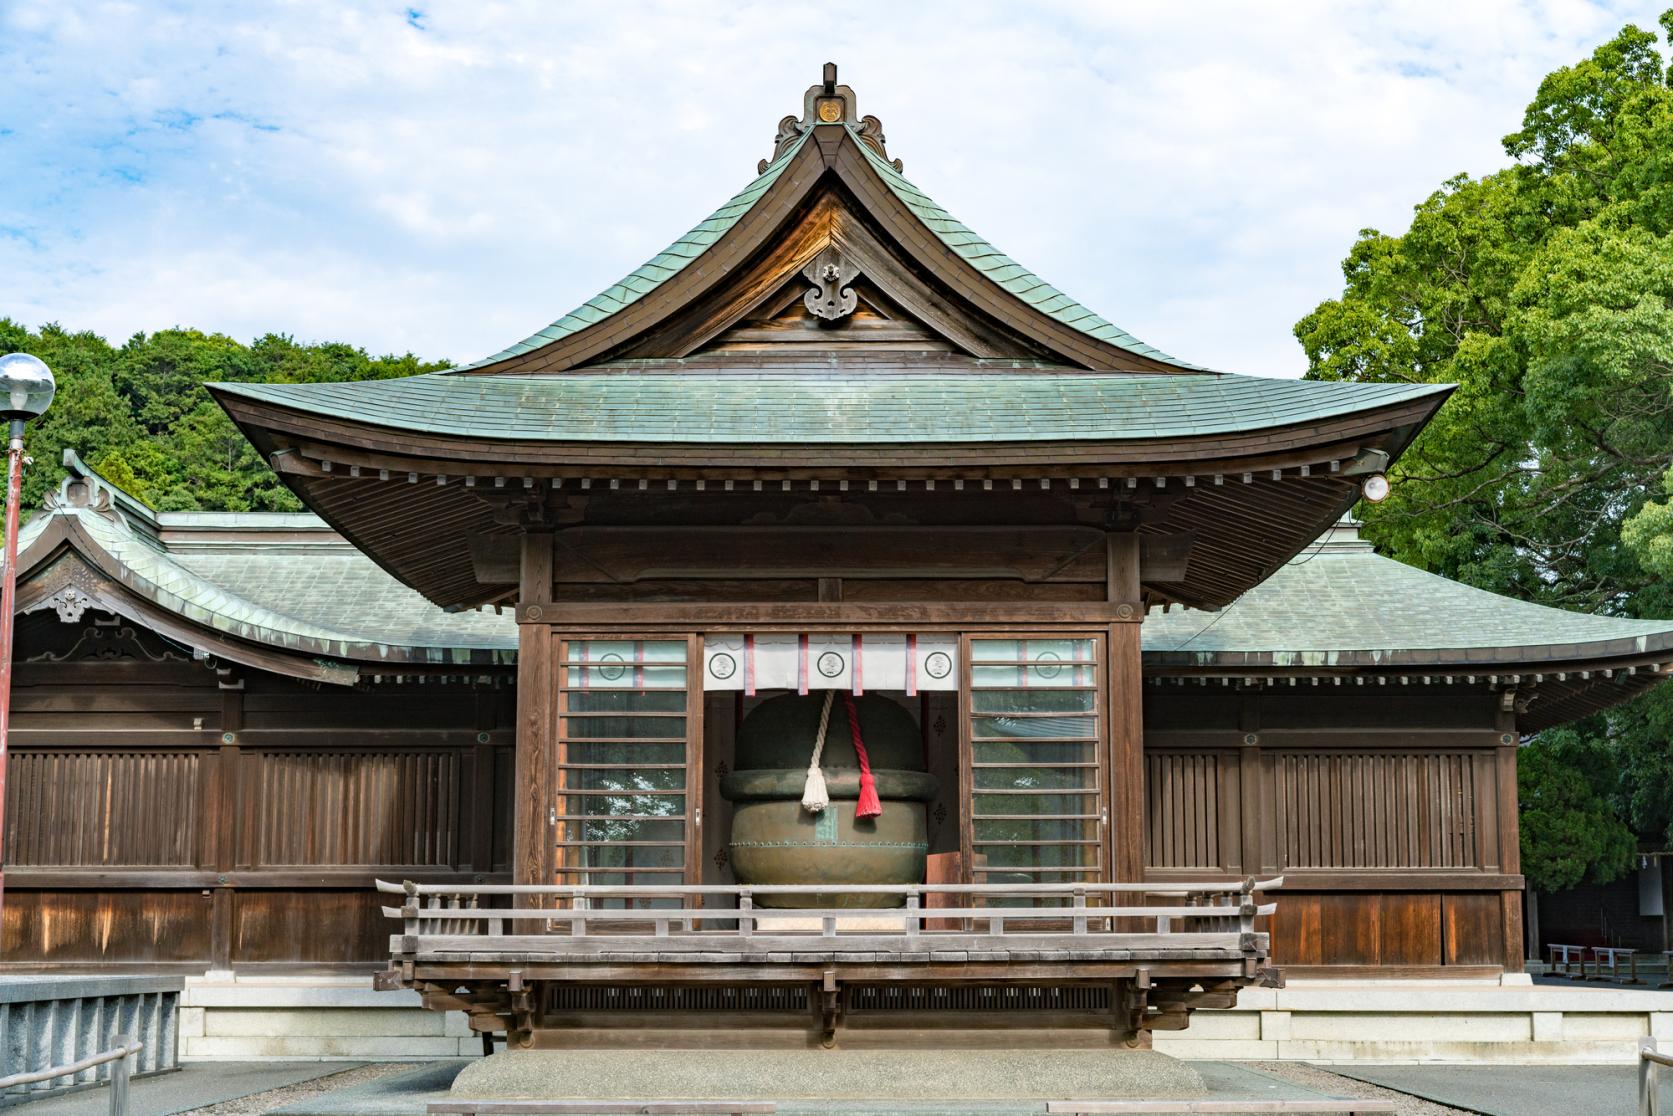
[800,689,835,813]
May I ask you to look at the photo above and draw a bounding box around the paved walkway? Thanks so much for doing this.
[267,1059,1344,1116]
[1334,1063,1673,1116]
[8,1063,359,1116]
[22,1058,1669,1116]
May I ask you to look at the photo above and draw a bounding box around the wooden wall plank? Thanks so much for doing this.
[1443,892,1505,966]
[232,890,389,963]
[3,890,211,963]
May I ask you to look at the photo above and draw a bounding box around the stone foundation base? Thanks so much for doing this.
[178,973,1673,1065]
[449,1049,1204,1101]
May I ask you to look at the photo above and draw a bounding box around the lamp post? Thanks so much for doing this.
[0,352,55,940]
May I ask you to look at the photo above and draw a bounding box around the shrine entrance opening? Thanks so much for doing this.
[553,632,1112,904]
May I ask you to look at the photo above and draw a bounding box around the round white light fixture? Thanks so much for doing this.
[1360,473,1391,503]
[0,353,55,423]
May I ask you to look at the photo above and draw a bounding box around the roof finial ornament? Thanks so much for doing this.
[758,62,903,174]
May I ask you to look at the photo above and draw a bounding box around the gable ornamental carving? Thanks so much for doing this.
[802,247,860,323]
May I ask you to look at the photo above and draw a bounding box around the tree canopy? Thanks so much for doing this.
[1296,11,1673,891]
[0,319,447,514]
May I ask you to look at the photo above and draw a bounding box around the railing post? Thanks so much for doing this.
[402,881,419,952]
[739,890,753,937]
[1643,1036,1660,1116]
[1073,888,1087,936]
[573,893,588,938]
[905,891,920,937]
[107,1038,132,1116]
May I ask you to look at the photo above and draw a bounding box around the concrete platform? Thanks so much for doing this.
[275,1059,1328,1116]
[448,1049,1205,1103]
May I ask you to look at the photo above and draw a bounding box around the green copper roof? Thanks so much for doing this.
[1147,523,1673,665]
[21,465,514,671]
[213,362,1448,444]
[846,127,1203,369]
[450,133,812,372]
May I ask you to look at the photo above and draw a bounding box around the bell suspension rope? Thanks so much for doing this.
[800,689,835,812]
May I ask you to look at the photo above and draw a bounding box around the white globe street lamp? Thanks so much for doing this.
[0,352,55,932]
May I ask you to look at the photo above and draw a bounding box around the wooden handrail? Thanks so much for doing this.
[381,876,1279,953]
[383,904,1271,922]
[377,878,1283,896]
[0,1037,141,1116]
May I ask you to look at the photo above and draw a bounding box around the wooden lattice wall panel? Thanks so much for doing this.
[3,750,203,866]
[238,750,463,867]
[1144,751,1230,870]
[1273,751,1481,870]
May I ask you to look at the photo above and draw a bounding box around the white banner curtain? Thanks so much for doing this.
[702,633,958,694]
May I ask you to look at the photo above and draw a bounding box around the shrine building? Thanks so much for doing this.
[7,67,1673,1054]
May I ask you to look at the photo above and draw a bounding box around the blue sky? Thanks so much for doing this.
[1,1,1666,377]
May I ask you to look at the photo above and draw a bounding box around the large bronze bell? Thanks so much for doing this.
[720,693,937,908]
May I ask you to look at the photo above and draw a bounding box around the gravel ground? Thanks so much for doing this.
[1240,1062,1475,1115]
[176,1064,422,1116]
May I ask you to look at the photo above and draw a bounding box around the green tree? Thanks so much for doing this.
[0,317,449,514]
[1296,12,1673,891]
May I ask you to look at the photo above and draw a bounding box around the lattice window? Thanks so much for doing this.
[556,638,697,901]
[965,636,1106,892]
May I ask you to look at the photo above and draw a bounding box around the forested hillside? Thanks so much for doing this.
[0,318,447,514]
[1298,11,1673,891]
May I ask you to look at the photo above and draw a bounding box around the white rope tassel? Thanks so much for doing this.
[801,689,835,813]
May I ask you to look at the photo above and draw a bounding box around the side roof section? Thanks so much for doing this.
[16,458,1673,728]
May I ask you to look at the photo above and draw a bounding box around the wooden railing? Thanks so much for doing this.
[0,1037,141,1115]
[378,877,1280,958]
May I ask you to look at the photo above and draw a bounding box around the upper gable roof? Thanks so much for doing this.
[207,67,1457,612]
[445,69,1204,375]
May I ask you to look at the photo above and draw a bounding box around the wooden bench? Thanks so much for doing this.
[429,1103,775,1115]
[1547,942,1590,978]
[1048,1102,1396,1114]
[1590,945,1641,983]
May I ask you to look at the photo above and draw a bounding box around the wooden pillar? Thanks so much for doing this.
[513,531,555,889]
[208,685,242,971]
[1495,725,1525,972]
[1106,533,1144,885]
[1237,693,1262,877]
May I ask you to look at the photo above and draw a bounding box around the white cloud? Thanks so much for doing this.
[0,0,1664,376]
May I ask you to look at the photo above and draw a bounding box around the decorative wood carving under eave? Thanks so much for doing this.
[801,246,860,323]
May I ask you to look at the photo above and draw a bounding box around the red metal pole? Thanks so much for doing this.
[0,421,25,946]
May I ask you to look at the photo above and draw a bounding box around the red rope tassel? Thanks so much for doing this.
[841,692,883,819]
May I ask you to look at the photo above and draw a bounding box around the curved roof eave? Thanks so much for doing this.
[208,370,1453,447]
[1143,541,1673,670]
[15,480,517,678]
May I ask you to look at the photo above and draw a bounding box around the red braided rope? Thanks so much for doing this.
[841,692,883,819]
